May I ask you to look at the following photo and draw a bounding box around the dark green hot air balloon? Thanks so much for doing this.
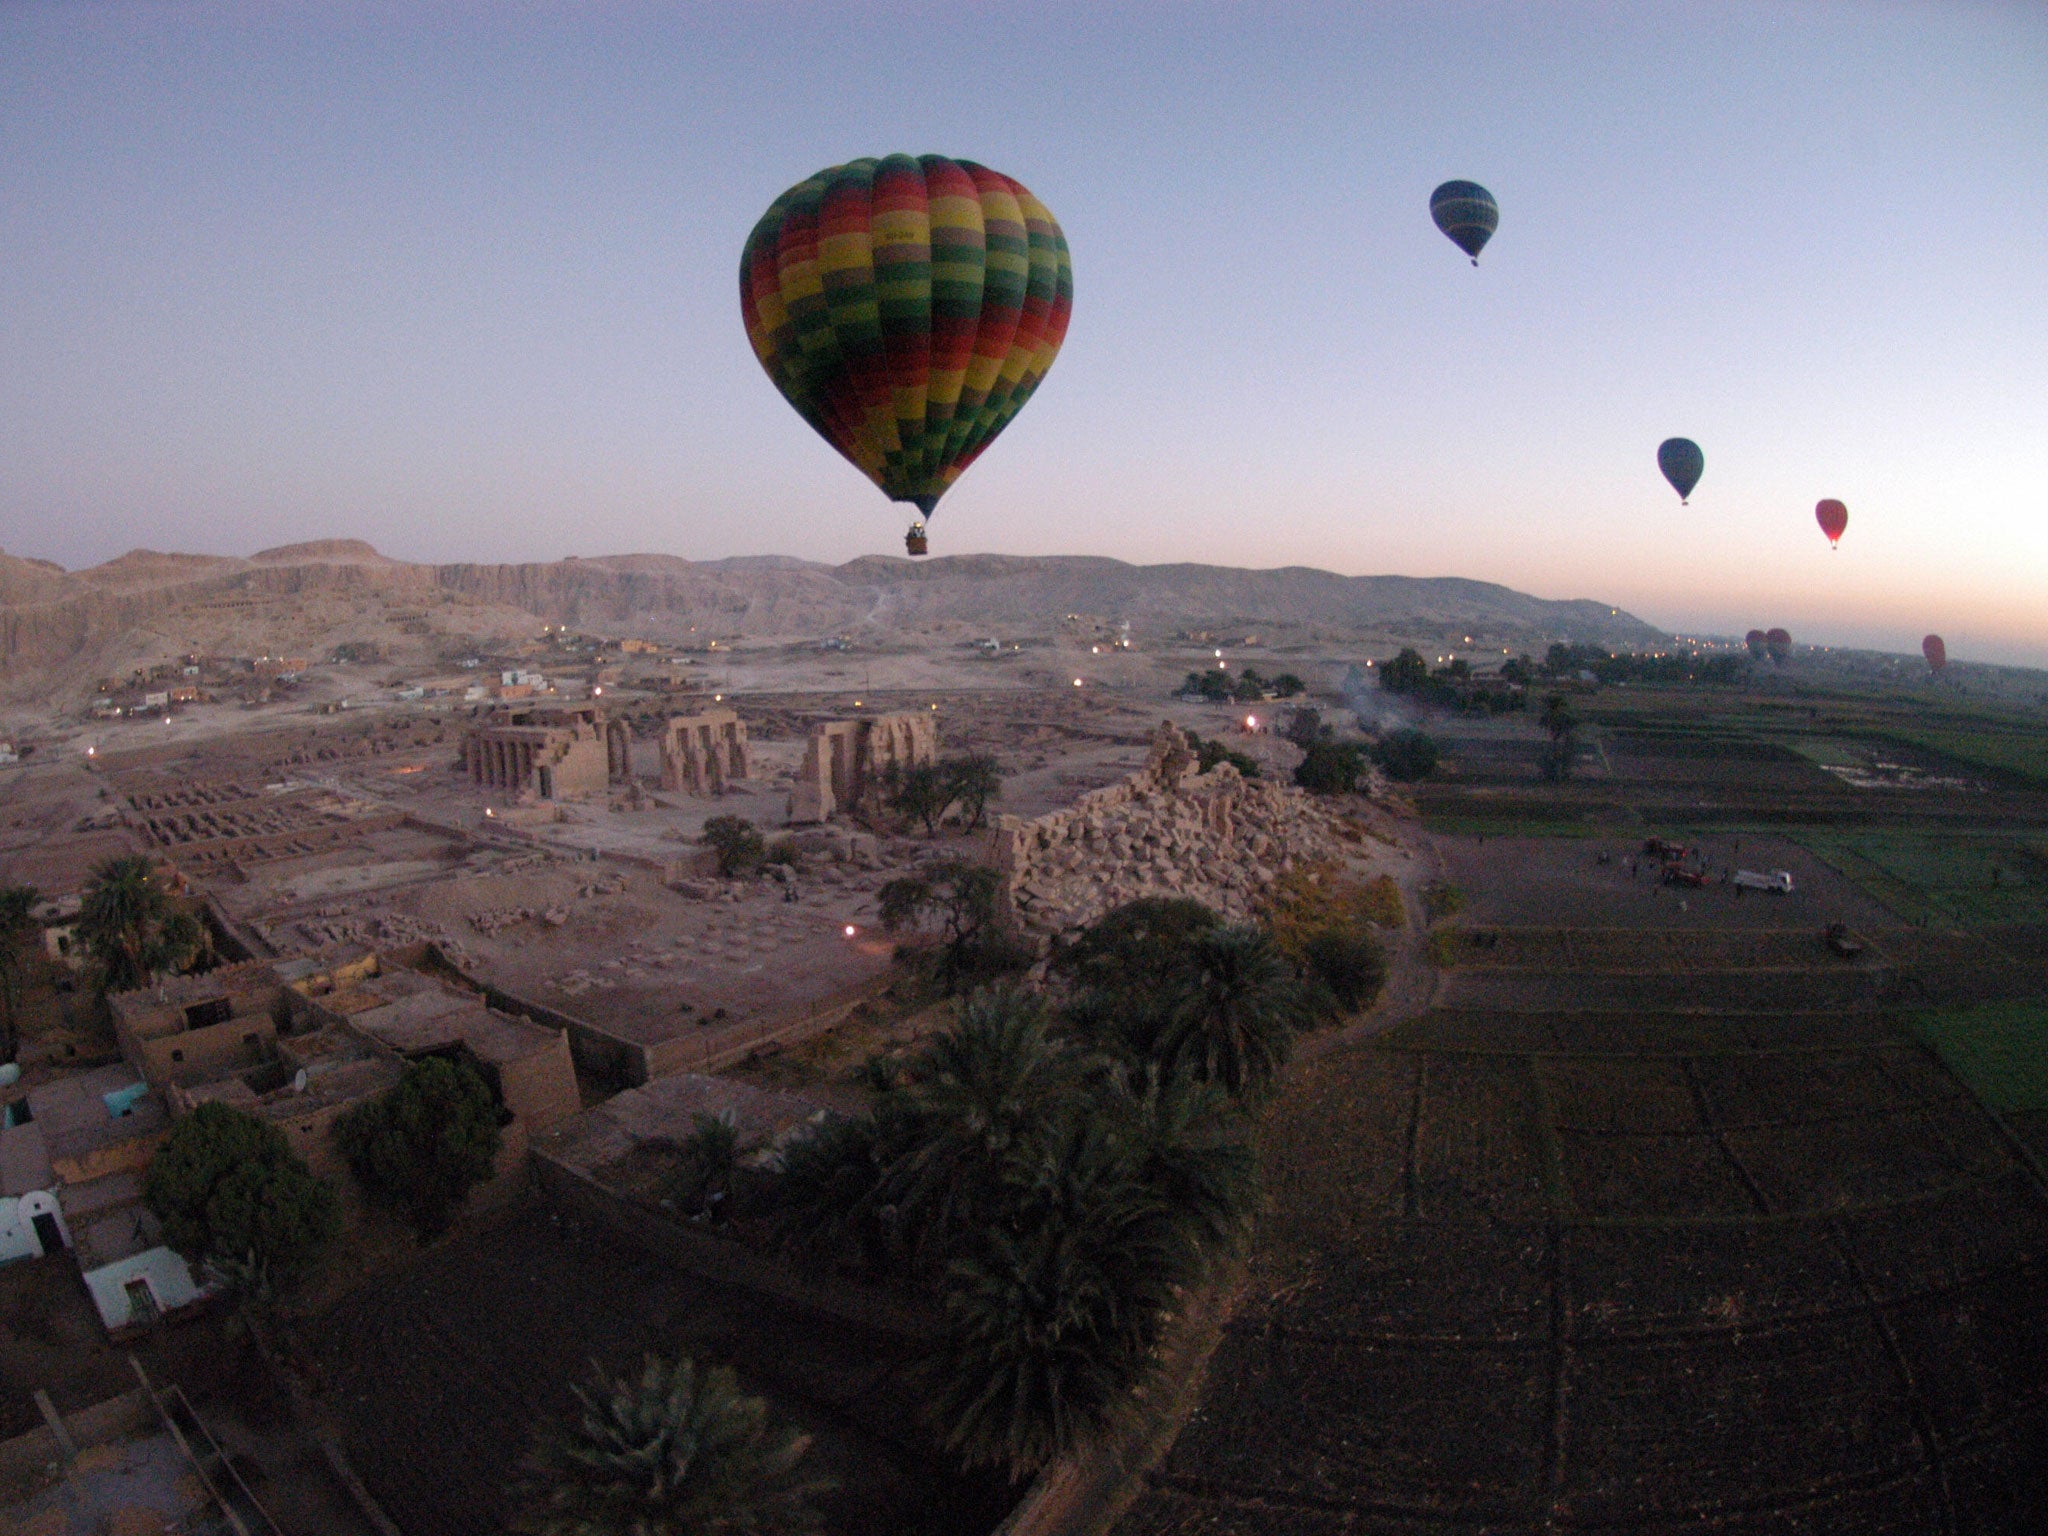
[1657,438,1704,503]
[1430,180,1497,265]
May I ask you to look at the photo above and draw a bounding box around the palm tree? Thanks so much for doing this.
[79,855,166,993]
[515,1354,829,1536]
[1113,1065,1257,1263]
[881,987,1082,1270]
[929,1111,1186,1479]
[78,856,208,994]
[1154,926,1308,1097]
[0,884,38,1064]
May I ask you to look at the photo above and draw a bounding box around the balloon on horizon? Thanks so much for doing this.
[1815,499,1849,548]
[1923,633,1947,674]
[1657,438,1704,504]
[1745,629,1768,662]
[1430,180,1497,266]
[1765,627,1793,665]
[739,154,1073,557]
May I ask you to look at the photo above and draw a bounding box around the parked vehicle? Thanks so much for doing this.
[1661,865,1709,888]
[1732,869,1794,894]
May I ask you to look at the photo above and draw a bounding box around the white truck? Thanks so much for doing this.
[1732,869,1795,894]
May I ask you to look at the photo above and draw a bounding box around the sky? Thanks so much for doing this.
[3,1,2045,666]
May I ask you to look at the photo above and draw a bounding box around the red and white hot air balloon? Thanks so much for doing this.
[1815,499,1848,548]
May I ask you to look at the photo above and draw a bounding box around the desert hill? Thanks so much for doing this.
[0,541,1667,696]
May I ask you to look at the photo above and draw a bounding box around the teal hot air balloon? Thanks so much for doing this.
[1658,438,1704,503]
[1430,181,1497,265]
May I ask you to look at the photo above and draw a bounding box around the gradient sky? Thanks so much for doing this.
[4,2,2045,664]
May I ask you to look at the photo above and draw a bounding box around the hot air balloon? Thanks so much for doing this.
[740,155,1073,556]
[1815,499,1848,548]
[1745,629,1768,662]
[1765,627,1792,666]
[1657,438,1703,503]
[1923,634,1947,674]
[1430,181,1497,265]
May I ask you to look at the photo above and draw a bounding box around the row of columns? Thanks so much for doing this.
[471,737,536,791]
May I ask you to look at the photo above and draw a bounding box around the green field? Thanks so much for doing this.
[1880,727,2048,788]
[1792,829,2048,927]
[1909,1000,2048,1114]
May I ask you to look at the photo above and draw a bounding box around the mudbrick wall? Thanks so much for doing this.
[990,720,1354,937]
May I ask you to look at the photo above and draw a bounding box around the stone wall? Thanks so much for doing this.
[990,721,1351,938]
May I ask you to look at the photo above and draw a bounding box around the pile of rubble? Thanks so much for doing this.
[991,721,1356,938]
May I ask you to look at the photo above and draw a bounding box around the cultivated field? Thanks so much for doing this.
[1124,681,2048,1534]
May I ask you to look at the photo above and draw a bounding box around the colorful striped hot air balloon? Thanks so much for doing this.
[1815,499,1848,547]
[740,155,1073,556]
[1923,634,1947,674]
[1657,438,1704,503]
[1430,181,1498,265]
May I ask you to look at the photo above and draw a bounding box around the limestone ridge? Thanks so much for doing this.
[0,541,1667,681]
[991,721,1355,938]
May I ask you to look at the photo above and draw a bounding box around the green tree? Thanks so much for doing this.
[1539,693,1580,782]
[942,754,1004,831]
[1050,897,1219,1002]
[1371,728,1439,782]
[334,1055,502,1240]
[1378,648,1429,695]
[1294,739,1366,794]
[515,1354,829,1536]
[1271,674,1306,697]
[877,860,1027,991]
[701,816,765,878]
[142,1102,339,1292]
[888,762,955,836]
[78,855,207,993]
[0,884,38,1065]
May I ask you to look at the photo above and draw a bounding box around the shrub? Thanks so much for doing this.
[1371,729,1439,782]
[1422,880,1466,923]
[514,1353,829,1536]
[1182,730,1260,779]
[665,1112,746,1220]
[334,1055,503,1240]
[702,816,765,877]
[143,1102,338,1291]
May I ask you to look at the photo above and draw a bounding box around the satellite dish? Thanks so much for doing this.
[292,1068,309,1093]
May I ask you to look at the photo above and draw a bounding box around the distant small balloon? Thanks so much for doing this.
[1815,499,1848,547]
[1430,181,1497,265]
[1765,627,1792,666]
[1657,438,1704,503]
[1922,634,1947,674]
[1745,629,1768,662]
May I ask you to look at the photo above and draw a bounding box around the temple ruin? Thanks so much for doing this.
[463,705,630,803]
[659,707,750,796]
[787,712,938,823]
